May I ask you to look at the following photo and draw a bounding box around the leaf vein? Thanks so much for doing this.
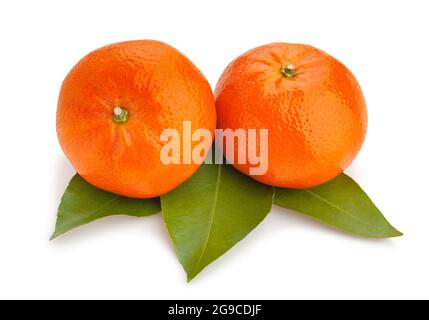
[79,194,121,217]
[302,189,385,232]
[191,164,222,276]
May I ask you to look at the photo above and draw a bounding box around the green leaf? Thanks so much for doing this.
[161,163,274,281]
[274,173,402,238]
[51,174,161,240]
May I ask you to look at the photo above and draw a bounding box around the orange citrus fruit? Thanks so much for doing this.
[57,40,216,198]
[215,42,367,188]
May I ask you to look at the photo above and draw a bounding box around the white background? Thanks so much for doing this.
[0,0,428,300]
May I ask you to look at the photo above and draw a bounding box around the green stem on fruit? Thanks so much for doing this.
[113,106,129,124]
[280,64,297,78]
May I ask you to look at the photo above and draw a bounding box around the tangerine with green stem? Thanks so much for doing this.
[215,42,368,188]
[57,40,216,198]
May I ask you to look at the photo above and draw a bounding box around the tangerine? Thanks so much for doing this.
[215,42,367,188]
[57,40,216,198]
